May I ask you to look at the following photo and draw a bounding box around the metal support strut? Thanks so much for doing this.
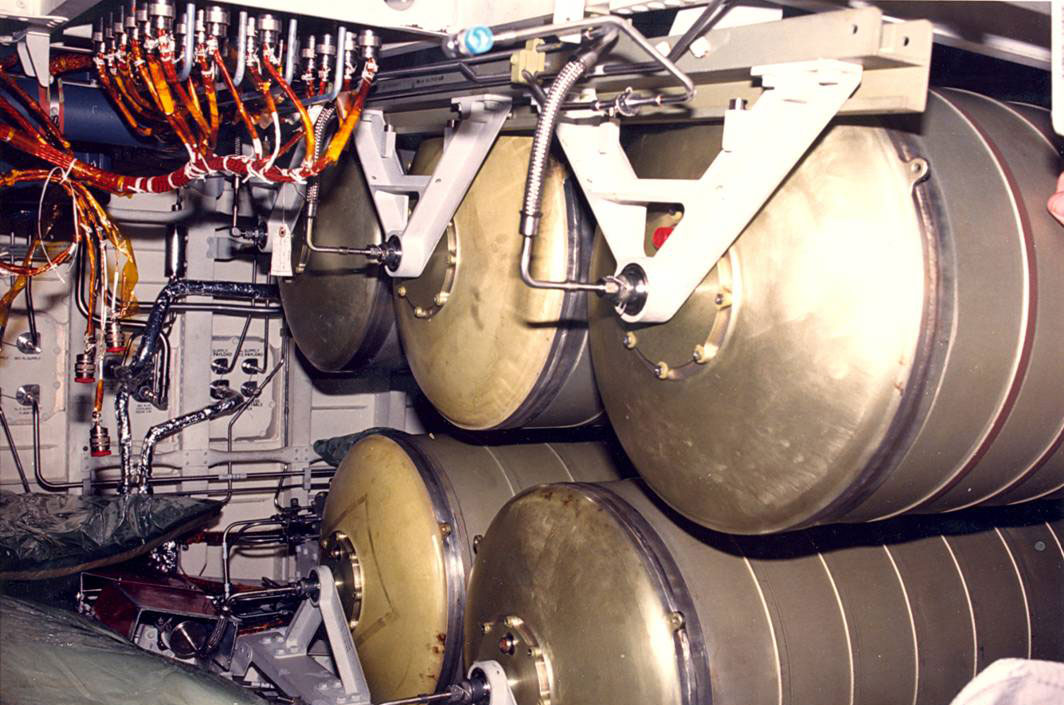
[353,94,512,278]
[231,565,372,705]
[556,59,863,323]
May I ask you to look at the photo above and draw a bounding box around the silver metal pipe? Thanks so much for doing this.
[176,1,196,81]
[133,388,243,492]
[305,26,347,105]
[457,15,695,103]
[23,391,80,491]
[224,359,284,503]
[519,235,611,294]
[283,18,298,84]
[232,10,248,85]
[222,517,283,600]
[0,402,32,492]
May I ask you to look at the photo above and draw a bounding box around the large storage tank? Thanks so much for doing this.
[278,121,402,373]
[589,90,1064,534]
[394,137,602,430]
[465,480,1064,705]
[319,432,624,701]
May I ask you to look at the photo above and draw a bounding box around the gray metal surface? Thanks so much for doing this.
[319,432,624,701]
[465,480,1064,705]
[588,91,1064,534]
[232,566,371,705]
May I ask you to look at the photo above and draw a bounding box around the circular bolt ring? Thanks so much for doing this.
[319,531,363,627]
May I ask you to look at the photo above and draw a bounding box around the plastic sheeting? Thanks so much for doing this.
[0,595,266,705]
[0,492,222,580]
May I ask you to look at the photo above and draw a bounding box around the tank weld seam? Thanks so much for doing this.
[882,545,919,705]
[481,446,517,496]
[735,547,784,705]
[1043,521,1064,560]
[910,91,1039,512]
[993,528,1032,659]
[815,553,855,705]
[999,423,1064,504]
[939,535,979,679]
[541,443,576,482]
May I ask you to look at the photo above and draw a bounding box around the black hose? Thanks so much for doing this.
[23,276,38,347]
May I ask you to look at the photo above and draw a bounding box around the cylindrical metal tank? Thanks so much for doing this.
[394,137,602,430]
[278,129,402,373]
[465,480,1064,705]
[319,431,624,702]
[588,90,1064,534]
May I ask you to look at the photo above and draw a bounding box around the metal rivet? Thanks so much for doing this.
[414,306,428,318]
[439,522,452,537]
[668,611,685,629]
[434,292,449,306]
[622,332,637,349]
[396,285,407,297]
[655,362,670,380]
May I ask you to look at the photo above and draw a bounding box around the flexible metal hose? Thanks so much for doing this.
[306,105,335,213]
[519,29,616,238]
[132,387,243,492]
[115,278,276,491]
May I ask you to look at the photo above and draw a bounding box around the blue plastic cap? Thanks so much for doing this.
[463,25,494,56]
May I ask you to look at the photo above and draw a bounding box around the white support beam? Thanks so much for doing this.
[558,59,862,323]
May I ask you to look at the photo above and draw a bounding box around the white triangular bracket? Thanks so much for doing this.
[231,565,371,705]
[354,94,512,278]
[557,59,863,323]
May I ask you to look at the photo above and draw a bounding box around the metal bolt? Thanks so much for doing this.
[498,633,516,656]
[414,306,428,319]
[714,290,732,308]
[396,285,407,298]
[15,331,41,355]
[480,622,492,634]
[668,611,685,629]
[433,292,449,307]
[692,344,718,364]
[622,332,637,349]
[655,362,670,380]
[439,522,452,538]
[447,253,458,266]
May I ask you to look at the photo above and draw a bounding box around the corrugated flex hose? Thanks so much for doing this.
[519,29,617,238]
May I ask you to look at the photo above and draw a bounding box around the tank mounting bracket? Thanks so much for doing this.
[230,565,371,705]
[557,59,864,324]
[354,94,512,278]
